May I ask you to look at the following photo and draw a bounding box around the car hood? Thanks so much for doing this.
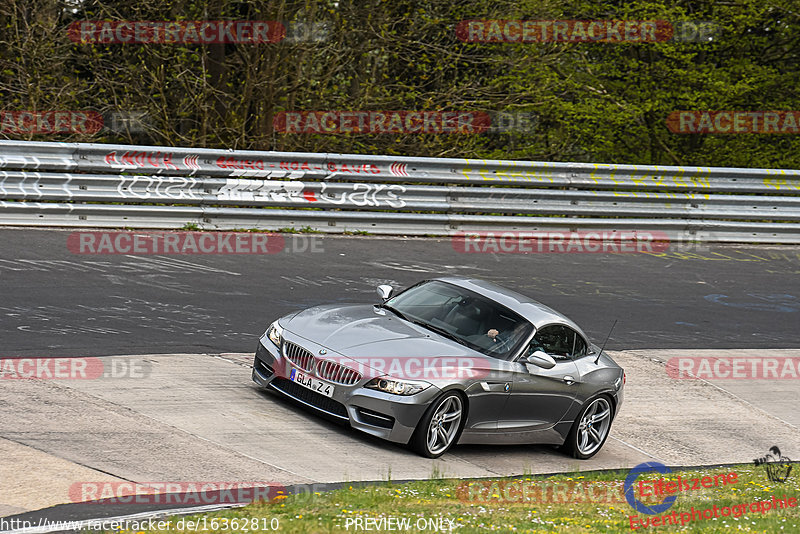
[283,304,479,360]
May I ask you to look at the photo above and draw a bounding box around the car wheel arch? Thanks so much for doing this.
[561,392,616,459]
[569,391,617,423]
[435,386,470,423]
[409,388,469,457]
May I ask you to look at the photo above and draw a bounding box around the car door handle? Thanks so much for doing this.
[563,375,575,385]
[480,381,511,392]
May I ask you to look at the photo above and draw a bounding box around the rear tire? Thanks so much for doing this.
[561,395,613,459]
[410,391,465,458]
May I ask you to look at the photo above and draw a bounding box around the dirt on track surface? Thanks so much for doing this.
[2,350,798,516]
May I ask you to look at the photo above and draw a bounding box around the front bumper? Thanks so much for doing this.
[252,335,437,444]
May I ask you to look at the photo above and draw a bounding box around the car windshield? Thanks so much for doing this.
[384,281,533,360]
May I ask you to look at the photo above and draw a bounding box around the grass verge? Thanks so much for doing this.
[106,463,798,533]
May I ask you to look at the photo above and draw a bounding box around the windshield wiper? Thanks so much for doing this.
[412,320,470,347]
[377,303,410,321]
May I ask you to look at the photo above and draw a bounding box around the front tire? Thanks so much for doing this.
[410,391,465,458]
[561,395,613,459]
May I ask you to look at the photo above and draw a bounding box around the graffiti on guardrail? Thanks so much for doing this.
[764,177,800,190]
[216,179,407,208]
[216,179,305,201]
[592,172,712,189]
[458,163,720,193]
[102,151,395,178]
[104,150,182,170]
[115,175,203,200]
[313,183,406,208]
[1,141,798,243]
[327,161,384,174]
[214,158,384,176]
[1,171,410,207]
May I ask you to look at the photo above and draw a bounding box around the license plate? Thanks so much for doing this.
[290,368,334,398]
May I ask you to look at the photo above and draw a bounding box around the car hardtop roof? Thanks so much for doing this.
[432,276,589,337]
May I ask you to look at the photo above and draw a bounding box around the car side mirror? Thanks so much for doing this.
[526,350,556,369]
[377,284,394,300]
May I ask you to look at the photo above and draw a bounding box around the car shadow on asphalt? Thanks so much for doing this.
[249,384,421,456]
[249,384,574,463]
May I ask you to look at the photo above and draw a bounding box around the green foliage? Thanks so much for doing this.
[277,225,322,233]
[0,0,798,167]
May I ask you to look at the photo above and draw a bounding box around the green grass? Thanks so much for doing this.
[342,230,373,235]
[276,226,323,234]
[103,463,798,533]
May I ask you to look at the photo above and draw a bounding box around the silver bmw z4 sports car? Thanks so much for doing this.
[252,277,624,458]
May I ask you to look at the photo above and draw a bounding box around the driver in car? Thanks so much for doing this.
[481,323,527,353]
[464,327,504,351]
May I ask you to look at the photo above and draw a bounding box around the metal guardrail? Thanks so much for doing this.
[1,140,799,242]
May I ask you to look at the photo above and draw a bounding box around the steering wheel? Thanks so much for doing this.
[486,333,513,353]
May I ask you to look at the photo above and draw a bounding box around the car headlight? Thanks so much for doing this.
[266,321,284,347]
[365,377,431,396]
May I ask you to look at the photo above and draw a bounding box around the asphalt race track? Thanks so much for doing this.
[1,228,799,523]
[2,228,800,357]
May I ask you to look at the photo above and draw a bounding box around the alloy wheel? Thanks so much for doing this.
[425,394,463,455]
[576,397,612,456]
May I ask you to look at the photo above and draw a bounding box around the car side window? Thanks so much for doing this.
[530,324,586,361]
